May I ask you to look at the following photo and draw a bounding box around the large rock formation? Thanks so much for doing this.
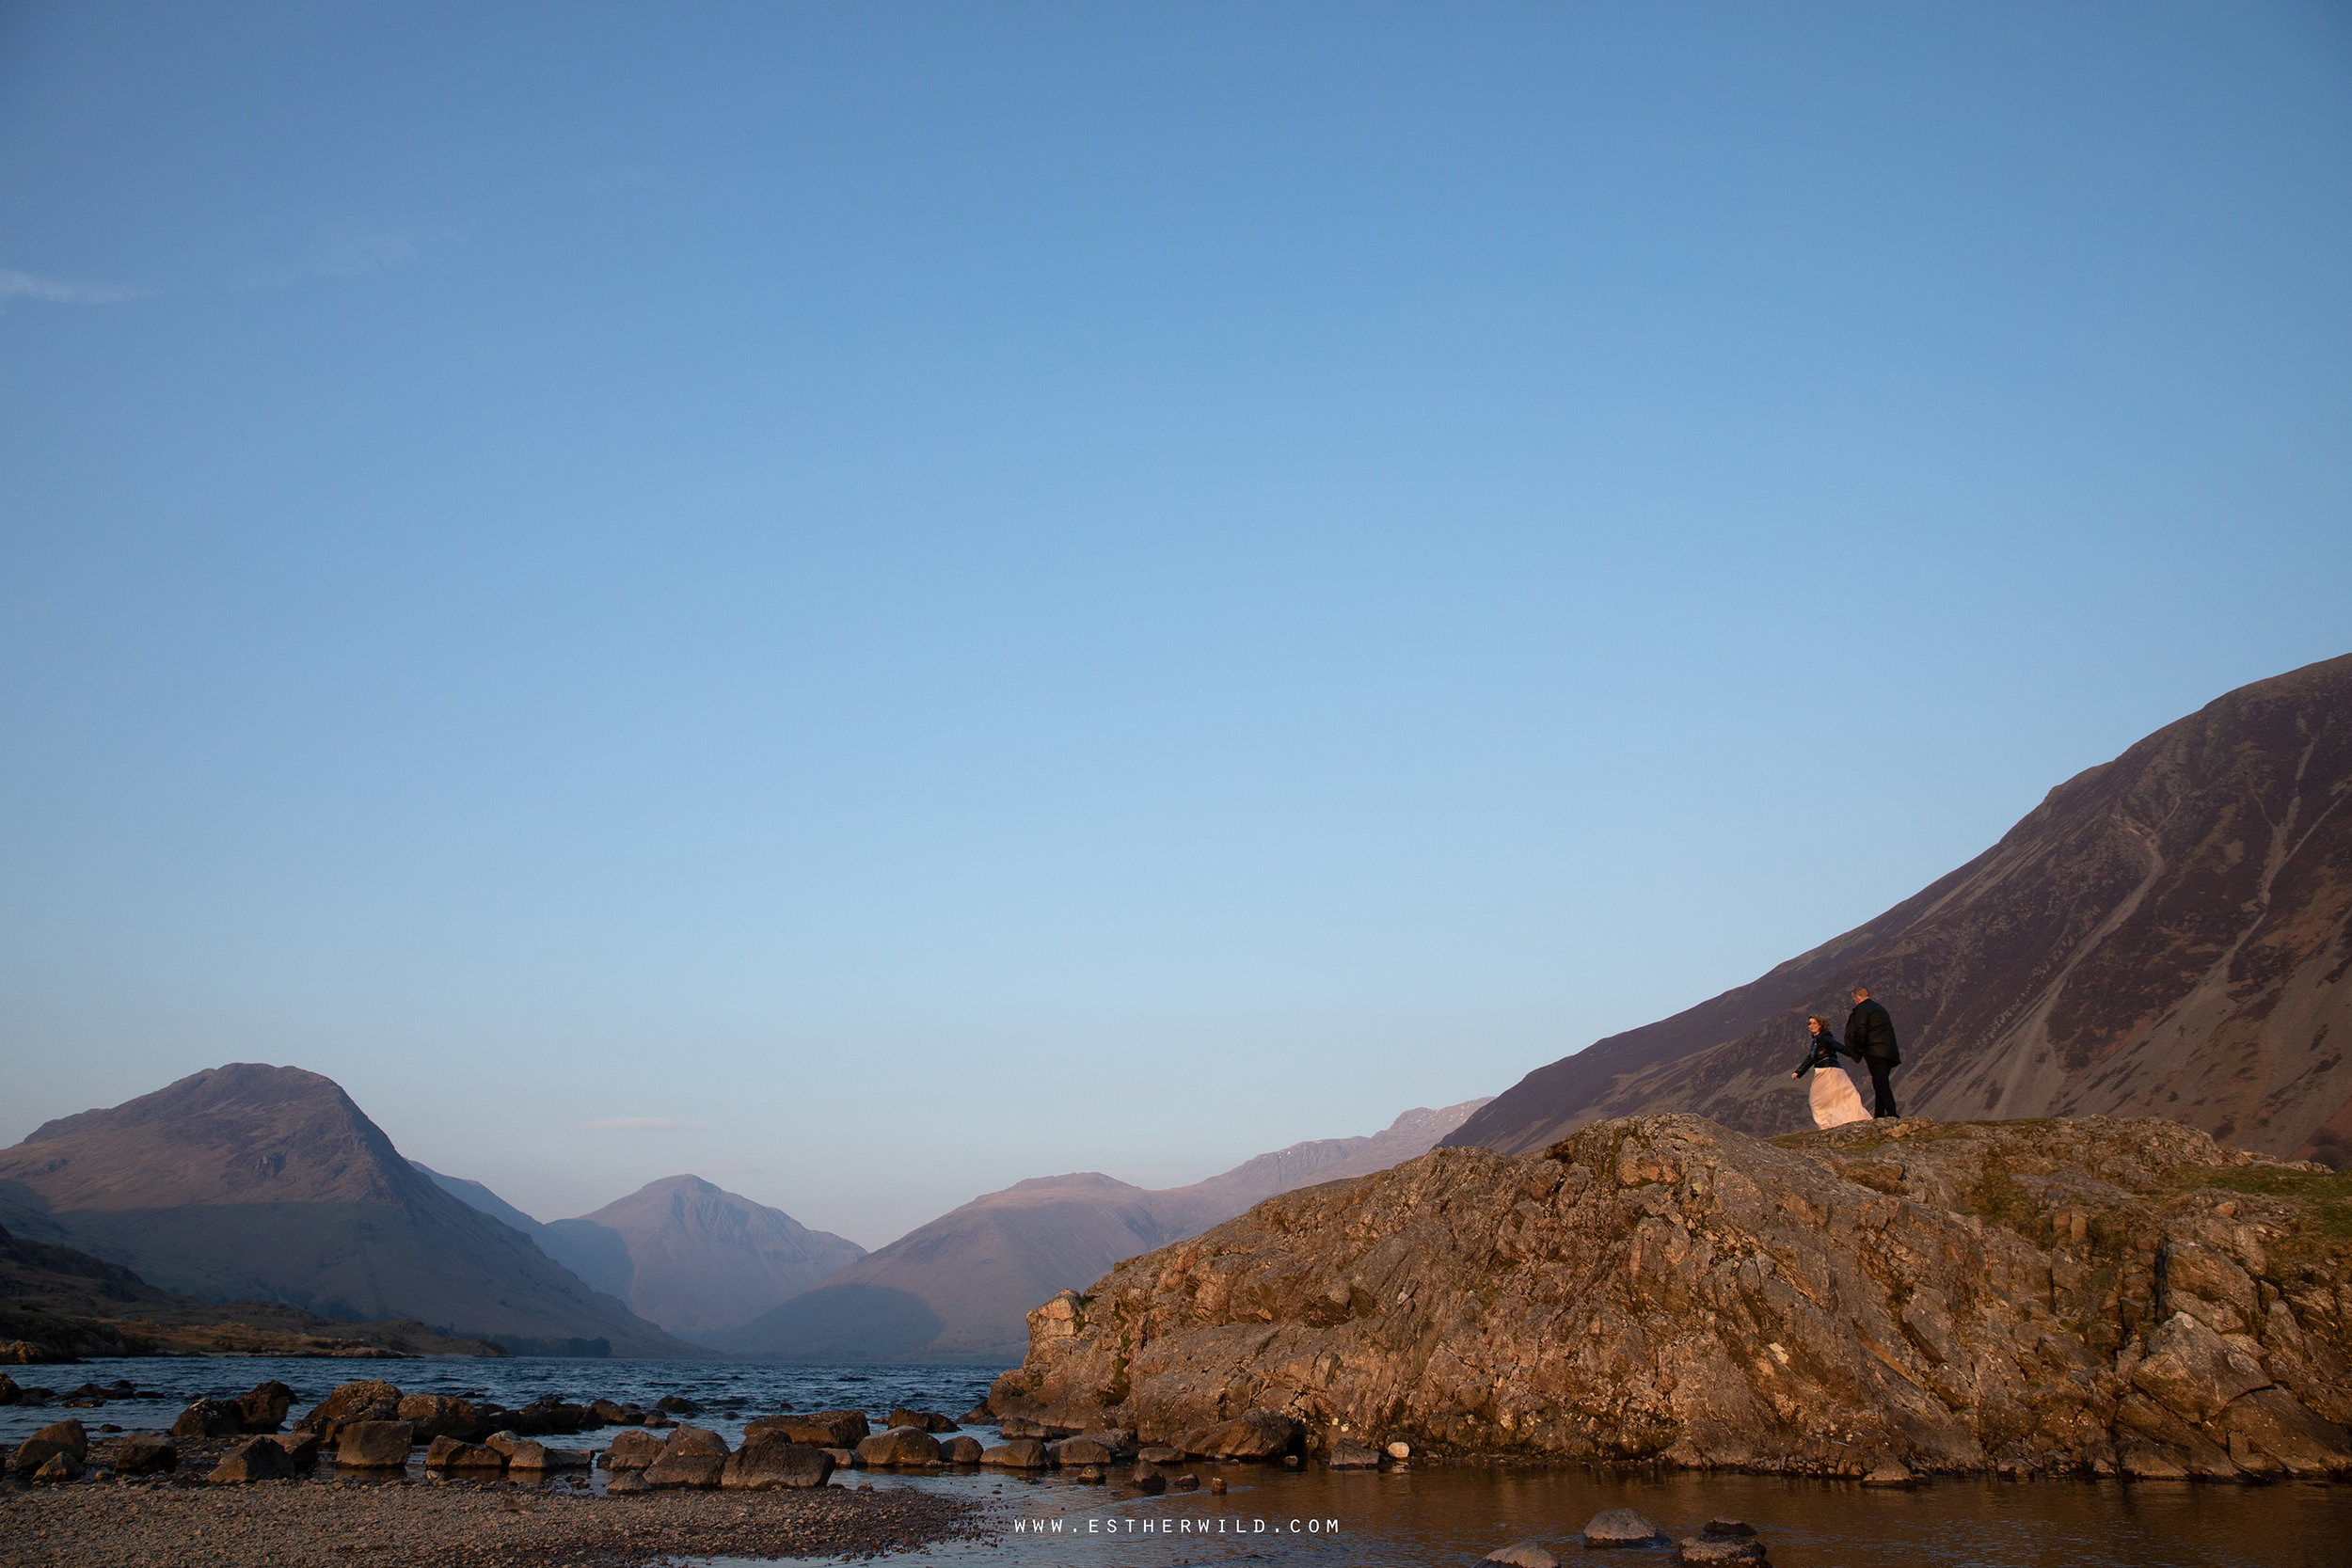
[1447,654,2352,1164]
[710,1100,1490,1361]
[0,1064,694,1355]
[990,1114,2352,1479]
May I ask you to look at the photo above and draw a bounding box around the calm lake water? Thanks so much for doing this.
[7,1358,2343,1567]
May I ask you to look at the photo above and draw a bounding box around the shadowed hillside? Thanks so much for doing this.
[1447,653,2352,1160]
[0,1064,698,1356]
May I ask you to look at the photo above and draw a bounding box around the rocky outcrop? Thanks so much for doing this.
[1448,654,2352,1164]
[989,1115,2352,1479]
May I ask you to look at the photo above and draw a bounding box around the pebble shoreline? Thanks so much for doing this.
[0,1476,987,1568]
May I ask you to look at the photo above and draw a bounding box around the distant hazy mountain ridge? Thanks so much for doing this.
[416,1164,866,1338]
[0,1063,692,1355]
[710,1098,1493,1362]
[1447,652,2352,1162]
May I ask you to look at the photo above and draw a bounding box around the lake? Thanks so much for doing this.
[6,1357,2341,1567]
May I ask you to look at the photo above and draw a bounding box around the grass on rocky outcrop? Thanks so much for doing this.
[2168,1163,2352,1267]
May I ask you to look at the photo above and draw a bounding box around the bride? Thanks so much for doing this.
[1792,1015,1870,1129]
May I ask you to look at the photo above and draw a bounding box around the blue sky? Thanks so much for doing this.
[4,2,2348,1248]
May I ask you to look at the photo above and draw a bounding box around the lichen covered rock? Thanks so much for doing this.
[987,1115,2352,1479]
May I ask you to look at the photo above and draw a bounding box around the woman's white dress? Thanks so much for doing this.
[1807,1062,1870,1129]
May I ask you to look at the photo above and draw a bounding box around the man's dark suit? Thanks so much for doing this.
[1845,996,1901,1117]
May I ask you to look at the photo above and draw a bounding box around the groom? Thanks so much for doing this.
[1845,985,1902,1117]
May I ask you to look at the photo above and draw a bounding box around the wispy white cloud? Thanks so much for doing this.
[0,268,153,305]
[246,222,456,289]
[590,1117,707,1132]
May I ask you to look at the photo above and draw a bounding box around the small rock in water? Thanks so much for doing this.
[1208,1476,1227,1494]
[1679,1539,1765,1564]
[1484,1540,1560,1567]
[1327,1437,1382,1469]
[1581,1509,1669,1548]
[1173,1471,1200,1490]
[1704,1521,1756,1538]
[1385,1439,1410,1459]
[1076,1465,1104,1482]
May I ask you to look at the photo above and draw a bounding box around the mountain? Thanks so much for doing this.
[0,1063,698,1356]
[415,1163,866,1338]
[1446,653,2352,1162]
[549,1177,864,1338]
[710,1099,1492,1362]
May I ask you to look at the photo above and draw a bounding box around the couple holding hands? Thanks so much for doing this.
[1792,986,1903,1129]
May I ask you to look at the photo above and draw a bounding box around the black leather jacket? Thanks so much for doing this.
[1795,1030,1845,1075]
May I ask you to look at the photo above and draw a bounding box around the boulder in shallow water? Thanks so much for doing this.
[645,1450,726,1488]
[961,1402,993,1424]
[208,1435,304,1483]
[398,1394,487,1443]
[172,1399,241,1439]
[822,1446,856,1468]
[234,1381,295,1433]
[297,1380,404,1437]
[857,1427,943,1467]
[942,1435,983,1463]
[114,1433,178,1475]
[645,1425,730,1489]
[1484,1542,1558,1568]
[745,1409,868,1448]
[1128,1461,1167,1493]
[332,1420,415,1468]
[425,1435,506,1470]
[979,1438,1051,1469]
[507,1440,591,1471]
[655,1395,698,1416]
[888,1407,957,1432]
[1327,1437,1382,1469]
[1582,1510,1668,1548]
[598,1428,664,1470]
[1053,1436,1115,1465]
[1679,1538,1765,1564]
[721,1438,834,1490]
